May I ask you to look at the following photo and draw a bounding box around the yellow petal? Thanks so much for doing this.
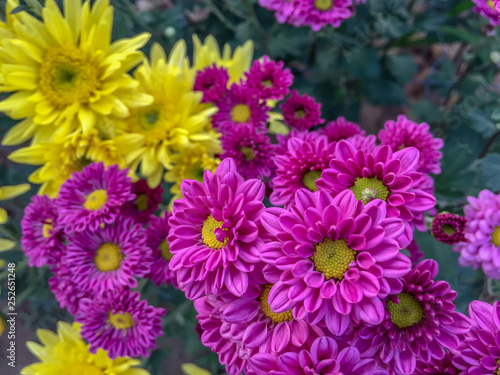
[0,239,15,252]
[63,0,82,44]
[8,146,47,165]
[0,184,30,200]
[181,364,211,375]
[0,208,7,224]
[1,118,35,146]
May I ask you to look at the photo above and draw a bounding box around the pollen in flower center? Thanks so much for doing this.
[302,170,322,192]
[241,146,256,161]
[260,284,293,324]
[83,189,108,211]
[387,292,424,329]
[202,215,228,250]
[136,194,149,211]
[94,243,123,272]
[489,0,495,10]
[312,239,356,280]
[42,219,54,238]
[350,177,390,204]
[159,239,173,261]
[492,226,500,247]
[496,358,500,375]
[38,46,98,108]
[314,0,333,11]
[231,104,251,123]
[108,311,135,329]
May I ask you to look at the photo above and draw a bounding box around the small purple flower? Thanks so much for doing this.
[120,179,163,225]
[244,56,293,101]
[58,162,135,233]
[319,116,365,143]
[295,0,354,31]
[258,0,296,24]
[432,213,467,245]
[77,289,166,359]
[194,64,230,103]
[281,90,325,130]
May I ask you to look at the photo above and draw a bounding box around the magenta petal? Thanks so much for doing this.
[269,283,296,313]
[356,298,384,324]
[271,322,291,352]
[242,321,268,348]
[225,266,248,296]
[223,299,260,324]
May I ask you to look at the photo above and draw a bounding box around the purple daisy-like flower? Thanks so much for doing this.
[194,64,230,103]
[281,90,325,131]
[317,141,436,227]
[378,115,444,175]
[296,0,354,31]
[415,352,459,374]
[64,216,152,294]
[261,189,412,335]
[49,262,92,315]
[168,158,266,299]
[432,213,467,245]
[319,117,365,143]
[77,289,166,359]
[120,179,163,225]
[270,135,335,208]
[472,0,500,25]
[244,56,293,101]
[58,162,135,233]
[213,83,270,132]
[221,124,276,180]
[21,195,64,267]
[357,259,470,375]
[453,189,500,279]
[146,214,178,287]
[453,300,500,374]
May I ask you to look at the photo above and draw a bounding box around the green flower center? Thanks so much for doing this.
[140,107,160,129]
[260,284,293,323]
[312,239,356,280]
[492,226,500,247]
[108,311,135,329]
[302,170,322,192]
[350,177,390,204]
[441,224,456,235]
[136,194,149,211]
[160,239,173,261]
[94,243,123,272]
[315,0,333,11]
[387,292,424,329]
[231,104,251,123]
[295,108,306,119]
[241,147,256,161]
[83,189,108,211]
[202,215,228,250]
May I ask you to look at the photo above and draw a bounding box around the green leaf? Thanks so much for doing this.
[479,153,500,190]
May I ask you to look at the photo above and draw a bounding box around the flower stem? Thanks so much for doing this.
[479,130,500,158]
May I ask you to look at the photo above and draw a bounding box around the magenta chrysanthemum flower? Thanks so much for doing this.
[472,0,500,25]
[194,64,230,103]
[77,289,166,359]
[453,300,500,374]
[453,189,500,279]
[244,56,293,101]
[64,216,152,293]
[168,158,266,299]
[319,117,365,143]
[415,352,459,374]
[49,262,92,315]
[21,195,64,267]
[270,135,335,208]
[58,162,135,233]
[120,179,163,225]
[432,213,467,245]
[378,115,444,175]
[296,0,354,31]
[221,124,276,180]
[261,189,412,335]
[213,84,270,132]
[357,259,470,375]
[317,141,436,227]
[146,214,177,287]
[281,90,325,130]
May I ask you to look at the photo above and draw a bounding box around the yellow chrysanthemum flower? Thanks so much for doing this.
[192,35,253,84]
[0,183,30,251]
[0,0,153,145]
[124,41,220,187]
[21,321,149,375]
[181,363,211,375]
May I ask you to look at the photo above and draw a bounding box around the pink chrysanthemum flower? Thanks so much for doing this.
[65,216,152,293]
[49,262,92,315]
[194,64,230,103]
[58,162,135,233]
[258,0,296,24]
[415,352,459,374]
[432,213,467,245]
[357,259,470,375]
[168,158,266,299]
[453,300,500,374]
[453,189,500,279]
[378,115,444,175]
[472,0,500,25]
[213,84,270,132]
[244,56,293,101]
[270,135,335,208]
[275,129,320,157]
[317,141,436,227]
[261,189,412,335]
[120,179,163,225]
[146,214,178,287]
[319,117,365,143]
[77,289,166,359]
[221,124,276,180]
[21,195,64,267]
[281,90,325,130]
[296,0,355,31]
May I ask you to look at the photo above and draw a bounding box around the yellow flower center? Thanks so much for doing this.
[387,292,424,329]
[441,224,456,235]
[302,170,322,192]
[241,147,256,161]
[312,239,356,280]
[489,0,496,10]
[83,189,108,211]
[262,79,273,88]
[202,215,228,250]
[42,219,53,238]
[492,226,500,247]
[108,311,135,329]
[59,363,104,375]
[315,0,333,11]
[295,109,306,119]
[231,104,251,123]
[496,359,500,375]
[136,194,149,211]
[94,243,123,272]
[260,284,293,324]
[350,177,390,204]
[38,46,98,108]
[160,239,173,261]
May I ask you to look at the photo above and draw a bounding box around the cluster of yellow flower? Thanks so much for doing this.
[0,0,254,199]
